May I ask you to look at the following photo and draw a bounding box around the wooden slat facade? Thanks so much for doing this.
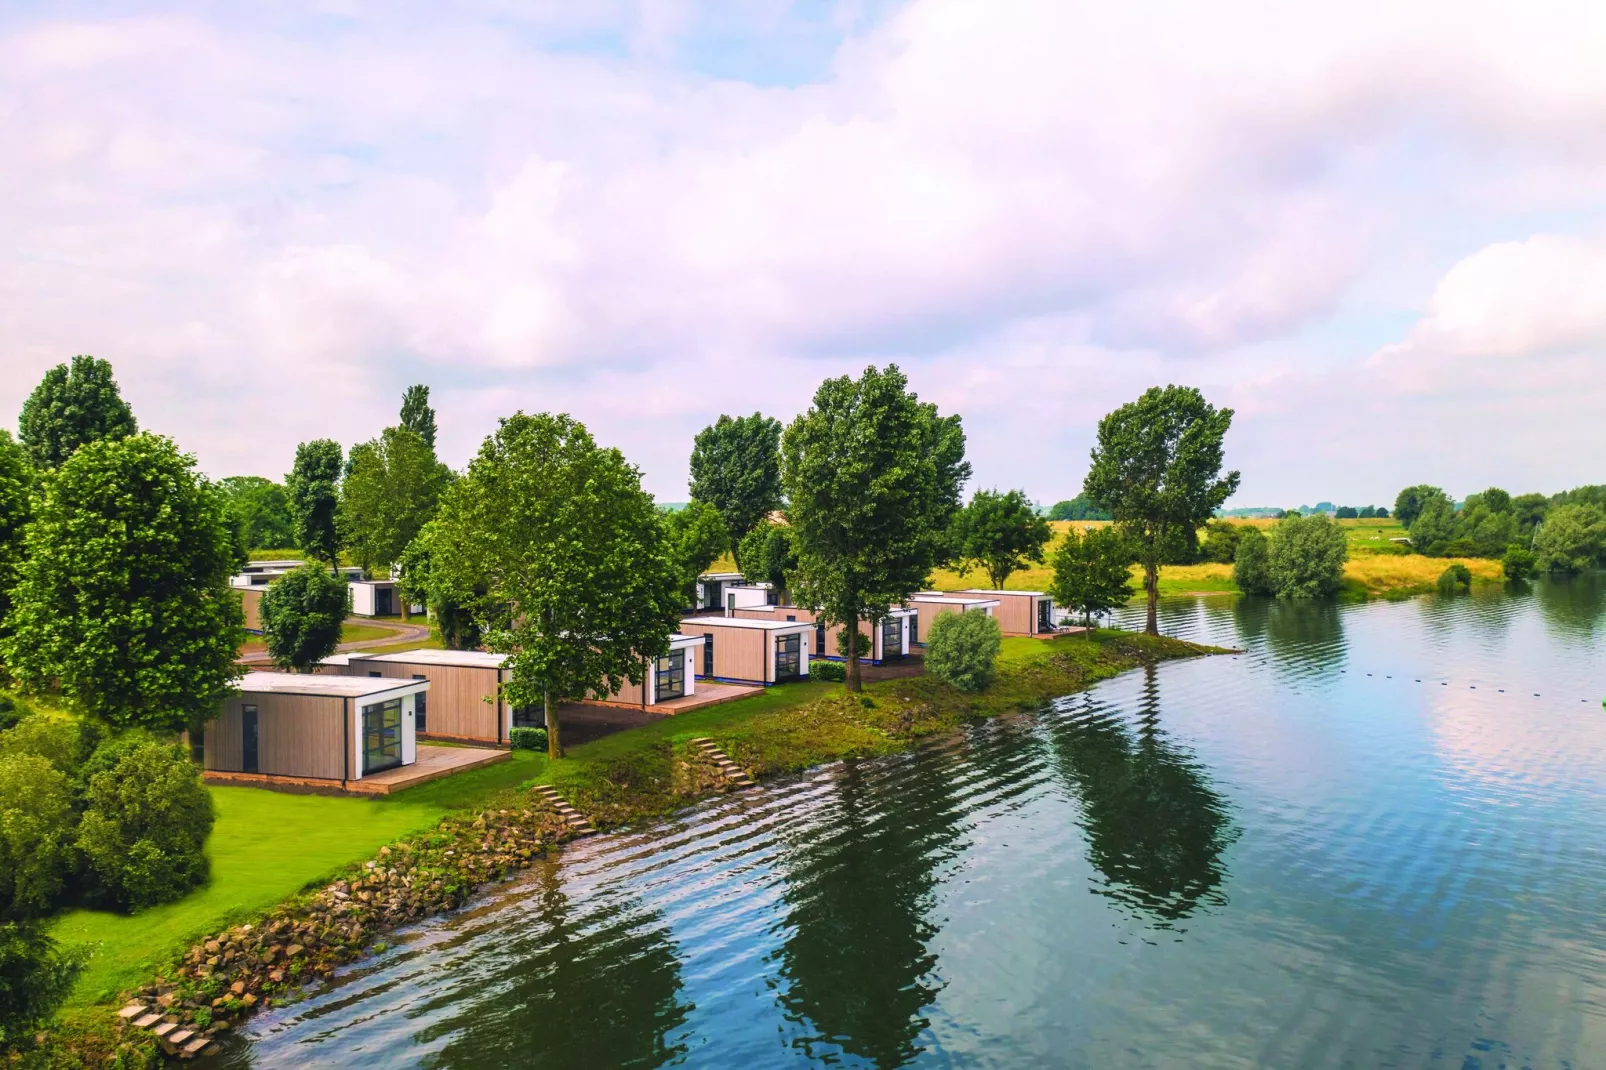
[206,693,347,781]
[731,606,908,661]
[952,591,1041,636]
[351,660,505,744]
[238,587,263,631]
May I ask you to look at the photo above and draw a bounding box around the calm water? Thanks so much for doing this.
[230,576,1606,1069]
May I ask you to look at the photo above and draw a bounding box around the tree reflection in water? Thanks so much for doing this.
[772,751,967,1068]
[1048,665,1238,924]
[426,858,690,1070]
[1535,571,1606,642]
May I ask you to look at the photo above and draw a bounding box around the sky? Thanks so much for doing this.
[4,0,1605,508]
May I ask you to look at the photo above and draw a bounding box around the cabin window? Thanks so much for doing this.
[775,633,802,682]
[241,704,259,774]
[703,633,715,677]
[909,613,919,645]
[881,617,904,660]
[656,653,686,702]
[361,698,404,775]
[412,675,427,732]
[189,725,205,765]
[512,704,543,728]
[815,623,827,656]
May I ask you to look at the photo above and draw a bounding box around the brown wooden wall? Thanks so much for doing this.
[681,624,770,682]
[731,605,883,659]
[206,693,347,780]
[964,593,1036,635]
[355,661,503,742]
[238,587,263,631]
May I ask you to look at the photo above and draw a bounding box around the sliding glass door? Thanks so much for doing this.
[361,698,403,775]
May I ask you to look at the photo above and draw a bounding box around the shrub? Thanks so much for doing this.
[1266,514,1348,599]
[0,920,85,1049]
[1198,520,1243,564]
[1232,528,1274,595]
[509,727,548,751]
[1437,563,1472,593]
[923,610,1001,692]
[0,753,77,917]
[809,659,846,682]
[0,713,100,775]
[260,563,351,672]
[1502,544,1536,581]
[76,739,213,912]
[0,697,19,734]
[1533,503,1606,574]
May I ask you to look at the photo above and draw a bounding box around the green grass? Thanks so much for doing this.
[54,749,545,1008]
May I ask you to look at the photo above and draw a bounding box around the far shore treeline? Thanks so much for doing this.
[0,354,1601,1055]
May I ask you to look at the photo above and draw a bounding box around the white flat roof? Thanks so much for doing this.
[912,594,1003,606]
[681,617,812,632]
[699,572,744,581]
[952,589,1046,597]
[238,672,428,698]
[360,648,508,669]
[669,633,704,647]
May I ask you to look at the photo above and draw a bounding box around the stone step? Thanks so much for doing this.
[168,1028,194,1046]
[133,1012,164,1029]
[118,1003,147,1020]
[152,1021,178,1039]
[183,1035,211,1056]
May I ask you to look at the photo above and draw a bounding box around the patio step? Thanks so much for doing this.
[532,785,595,835]
[688,738,756,789]
[115,1001,217,1060]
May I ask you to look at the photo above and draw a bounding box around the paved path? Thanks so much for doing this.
[238,616,433,666]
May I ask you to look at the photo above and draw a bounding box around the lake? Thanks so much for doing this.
[226,575,1606,1068]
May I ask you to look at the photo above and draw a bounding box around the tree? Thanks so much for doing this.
[662,501,729,605]
[431,413,684,758]
[1458,496,1518,557]
[1198,519,1244,563]
[1393,485,1445,529]
[400,384,438,450]
[1265,514,1348,599]
[1375,506,1389,519]
[1233,528,1275,595]
[396,523,483,651]
[1,435,244,732]
[0,921,84,1049]
[217,476,295,551]
[260,564,350,671]
[1407,491,1458,556]
[0,753,76,918]
[782,366,969,691]
[738,521,799,602]
[286,439,343,565]
[1083,386,1239,636]
[688,413,783,569]
[1502,544,1536,582]
[1358,505,1377,519]
[0,714,99,777]
[1335,506,1358,519]
[1511,493,1549,537]
[17,355,137,470]
[75,739,214,911]
[338,426,452,579]
[951,489,1051,589]
[923,610,1001,692]
[1048,495,1111,521]
[1049,525,1135,625]
[0,433,32,641]
[1533,504,1606,574]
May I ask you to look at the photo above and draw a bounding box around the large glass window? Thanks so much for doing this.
[775,633,801,682]
[656,652,686,702]
[413,675,427,732]
[881,617,904,660]
[703,633,715,677]
[361,697,403,774]
[513,704,544,728]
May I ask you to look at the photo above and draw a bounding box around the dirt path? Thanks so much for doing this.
[238,617,433,666]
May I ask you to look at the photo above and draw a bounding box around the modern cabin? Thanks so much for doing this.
[235,583,265,633]
[589,634,706,707]
[204,672,426,787]
[906,594,1002,645]
[951,590,1058,636]
[694,572,747,612]
[679,617,812,685]
[731,605,913,663]
[349,578,420,618]
[318,649,519,745]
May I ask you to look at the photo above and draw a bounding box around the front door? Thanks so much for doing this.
[703,633,715,677]
[241,705,258,774]
[1037,599,1054,633]
[881,617,904,660]
[362,698,403,775]
[376,586,394,615]
[656,653,686,702]
[775,633,801,682]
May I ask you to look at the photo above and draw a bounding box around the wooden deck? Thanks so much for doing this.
[202,744,508,796]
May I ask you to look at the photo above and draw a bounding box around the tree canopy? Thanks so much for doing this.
[1265,514,1348,599]
[1047,494,1112,521]
[952,488,1051,589]
[1,434,243,732]
[431,413,684,758]
[1392,484,1445,529]
[338,426,452,574]
[1048,525,1134,625]
[399,384,438,450]
[287,439,343,565]
[738,520,799,601]
[782,365,969,691]
[260,564,350,671]
[0,433,33,641]
[1083,385,1239,635]
[17,355,137,470]
[662,501,729,605]
[1533,504,1606,574]
[688,413,784,570]
[217,476,295,551]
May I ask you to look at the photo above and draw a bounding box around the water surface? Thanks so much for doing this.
[231,576,1606,1068]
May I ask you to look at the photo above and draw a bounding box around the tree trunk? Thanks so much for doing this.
[1144,560,1159,636]
[845,610,863,692]
[546,690,563,759]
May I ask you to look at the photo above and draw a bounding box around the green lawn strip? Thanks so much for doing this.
[339,621,399,644]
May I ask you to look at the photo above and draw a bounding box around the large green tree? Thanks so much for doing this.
[0,433,33,641]
[662,502,728,606]
[396,522,483,650]
[1047,494,1112,521]
[1533,504,1606,574]
[1083,386,1239,635]
[1266,514,1348,599]
[286,439,343,565]
[217,476,295,551]
[338,426,452,577]
[399,383,438,450]
[1406,490,1458,556]
[688,413,783,570]
[738,521,799,603]
[431,413,684,758]
[17,355,137,470]
[1393,484,1445,529]
[260,564,350,671]
[782,365,969,691]
[1049,525,1135,625]
[1,435,244,732]
[952,488,1051,589]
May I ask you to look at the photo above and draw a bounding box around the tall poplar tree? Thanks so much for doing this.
[688,413,783,570]
[17,355,137,469]
[783,365,969,692]
[286,439,343,565]
[338,426,451,581]
[400,384,437,450]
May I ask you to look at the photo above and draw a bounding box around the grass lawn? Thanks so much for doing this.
[54,749,545,1008]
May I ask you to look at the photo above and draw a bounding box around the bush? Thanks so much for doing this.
[1502,544,1536,582]
[1198,520,1243,563]
[0,920,85,1049]
[923,610,1001,692]
[260,563,350,671]
[0,712,100,775]
[1533,503,1606,574]
[75,739,214,912]
[0,697,19,734]
[1232,528,1274,595]
[509,726,547,751]
[808,659,846,682]
[1437,563,1472,593]
[1266,514,1348,599]
[0,753,77,917]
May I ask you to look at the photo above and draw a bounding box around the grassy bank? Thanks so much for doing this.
[51,626,1212,1060]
